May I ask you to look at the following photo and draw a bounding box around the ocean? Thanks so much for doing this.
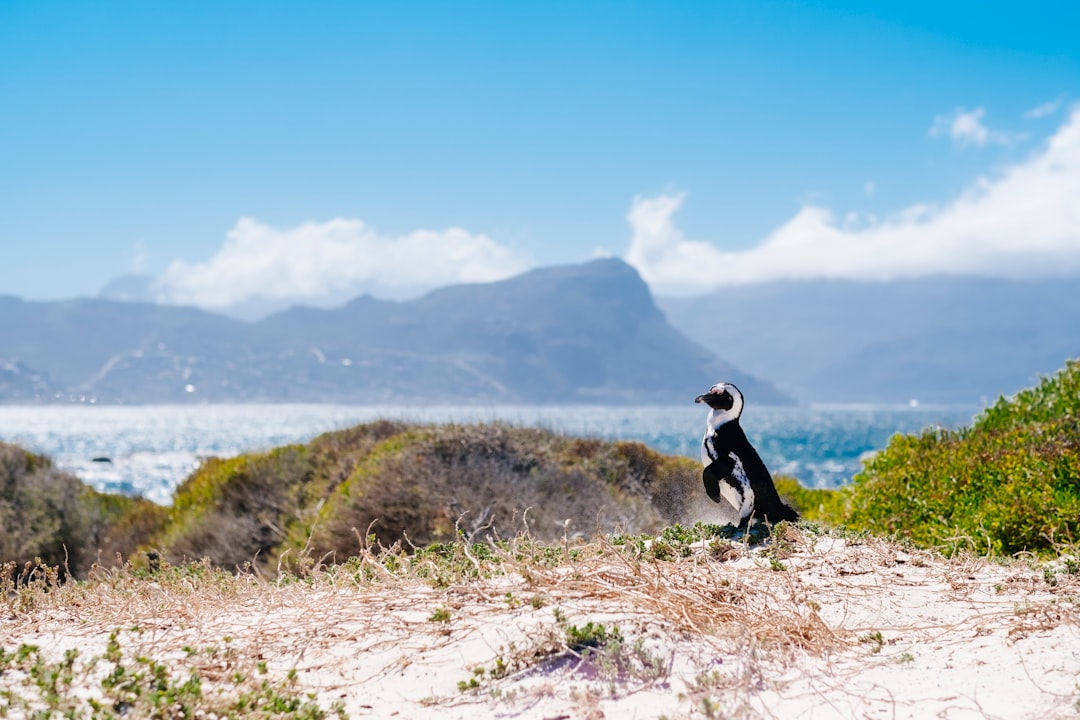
[0,403,980,505]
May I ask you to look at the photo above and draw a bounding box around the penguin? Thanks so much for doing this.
[695,382,798,526]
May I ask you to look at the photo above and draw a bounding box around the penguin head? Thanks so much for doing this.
[695,383,744,424]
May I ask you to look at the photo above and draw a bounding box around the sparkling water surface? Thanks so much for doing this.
[0,403,980,505]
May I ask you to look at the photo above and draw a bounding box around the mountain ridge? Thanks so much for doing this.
[0,259,789,405]
[657,276,1080,405]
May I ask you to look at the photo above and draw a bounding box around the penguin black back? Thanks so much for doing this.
[708,417,798,524]
[696,382,798,525]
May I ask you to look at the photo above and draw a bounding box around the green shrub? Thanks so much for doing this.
[143,421,699,571]
[94,495,169,566]
[158,421,411,569]
[294,422,700,561]
[977,358,1080,431]
[772,475,847,523]
[0,442,159,576]
[159,445,314,569]
[837,359,1080,556]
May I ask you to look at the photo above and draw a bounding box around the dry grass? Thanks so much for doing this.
[2,525,1079,719]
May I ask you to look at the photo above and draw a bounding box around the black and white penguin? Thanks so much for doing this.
[695,382,798,526]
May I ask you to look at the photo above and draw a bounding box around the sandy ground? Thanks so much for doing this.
[2,529,1078,719]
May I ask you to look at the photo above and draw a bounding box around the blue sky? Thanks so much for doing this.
[2,1,1079,311]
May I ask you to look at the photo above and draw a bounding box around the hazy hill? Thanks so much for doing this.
[657,277,1080,405]
[0,259,787,405]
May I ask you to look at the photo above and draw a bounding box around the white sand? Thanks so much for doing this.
[2,531,1078,719]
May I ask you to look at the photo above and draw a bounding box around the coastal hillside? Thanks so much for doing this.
[0,259,787,405]
[658,276,1080,404]
[0,422,711,577]
[5,362,1080,579]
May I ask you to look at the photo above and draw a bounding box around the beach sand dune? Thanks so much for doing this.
[2,527,1077,719]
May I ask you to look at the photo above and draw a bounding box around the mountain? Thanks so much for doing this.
[657,277,1080,405]
[0,259,788,405]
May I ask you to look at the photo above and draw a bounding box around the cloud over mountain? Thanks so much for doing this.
[142,108,1080,311]
[626,107,1080,296]
[151,217,529,312]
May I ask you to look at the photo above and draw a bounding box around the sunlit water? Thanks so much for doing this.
[0,403,980,505]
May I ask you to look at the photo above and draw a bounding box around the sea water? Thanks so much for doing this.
[0,403,979,505]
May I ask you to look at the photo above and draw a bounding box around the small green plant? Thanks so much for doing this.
[0,634,333,718]
[456,608,669,697]
[457,665,488,693]
[650,538,675,560]
[429,606,452,623]
[489,656,510,679]
[860,631,885,654]
[457,677,481,692]
[565,621,622,652]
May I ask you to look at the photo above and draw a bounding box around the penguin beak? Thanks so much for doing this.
[695,393,710,404]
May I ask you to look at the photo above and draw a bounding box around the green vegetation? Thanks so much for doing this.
[457,604,669,696]
[0,442,162,577]
[161,420,410,570]
[611,521,774,561]
[1,421,701,577]
[0,633,341,719]
[5,358,1078,574]
[296,424,700,564]
[787,359,1080,557]
[174,422,699,571]
[773,476,846,524]
[564,620,621,651]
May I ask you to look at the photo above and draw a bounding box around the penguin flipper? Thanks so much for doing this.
[703,456,738,511]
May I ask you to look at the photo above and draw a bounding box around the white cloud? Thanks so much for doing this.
[626,108,1080,295]
[1025,95,1066,119]
[929,107,1023,147]
[863,181,876,197]
[152,217,529,311]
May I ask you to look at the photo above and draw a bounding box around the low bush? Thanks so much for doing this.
[294,423,701,563]
[772,476,846,524]
[158,445,313,569]
[145,421,700,571]
[0,442,157,577]
[0,420,702,576]
[157,420,413,570]
[834,359,1080,556]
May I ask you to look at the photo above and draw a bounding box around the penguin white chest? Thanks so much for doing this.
[722,453,755,522]
[702,431,756,521]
